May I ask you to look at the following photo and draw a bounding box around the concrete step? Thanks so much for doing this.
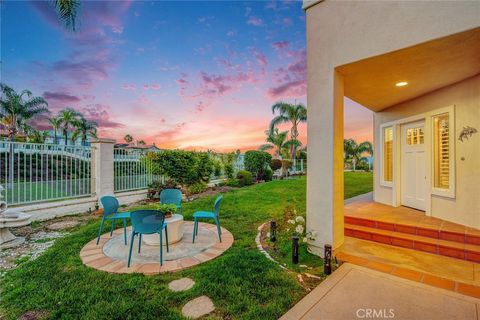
[345,223,480,263]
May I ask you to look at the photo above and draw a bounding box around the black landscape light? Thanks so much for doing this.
[270,220,276,242]
[324,244,332,275]
[292,236,299,264]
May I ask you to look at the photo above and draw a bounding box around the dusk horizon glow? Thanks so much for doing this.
[2,0,372,152]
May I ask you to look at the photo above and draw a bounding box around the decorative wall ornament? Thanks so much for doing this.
[458,126,478,142]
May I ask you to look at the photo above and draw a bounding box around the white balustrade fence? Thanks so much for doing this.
[113,148,164,192]
[0,141,92,205]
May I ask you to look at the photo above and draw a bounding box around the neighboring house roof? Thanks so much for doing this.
[114,143,162,151]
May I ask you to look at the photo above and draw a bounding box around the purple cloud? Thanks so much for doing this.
[272,41,290,50]
[267,49,306,99]
[247,16,263,26]
[81,104,124,129]
[43,91,81,104]
[122,84,136,90]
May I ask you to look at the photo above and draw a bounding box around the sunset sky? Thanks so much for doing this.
[2,0,372,151]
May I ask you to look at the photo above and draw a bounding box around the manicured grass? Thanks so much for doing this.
[0,172,372,320]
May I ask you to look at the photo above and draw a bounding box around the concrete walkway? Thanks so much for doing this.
[281,263,480,320]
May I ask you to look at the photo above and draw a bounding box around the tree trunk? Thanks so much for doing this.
[353,158,356,171]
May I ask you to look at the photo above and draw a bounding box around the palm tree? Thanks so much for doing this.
[73,117,98,146]
[48,116,62,144]
[52,0,81,31]
[0,84,49,141]
[124,134,133,143]
[344,139,373,171]
[137,140,146,145]
[0,84,49,187]
[28,130,49,144]
[258,128,289,158]
[269,102,307,161]
[58,108,80,145]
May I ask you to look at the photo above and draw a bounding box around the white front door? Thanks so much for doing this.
[401,120,427,211]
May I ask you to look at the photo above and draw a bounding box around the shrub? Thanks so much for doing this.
[147,179,179,199]
[224,163,234,179]
[186,181,208,195]
[244,150,272,180]
[265,168,273,182]
[149,150,213,186]
[271,159,282,171]
[222,178,240,187]
[213,160,223,177]
[236,170,253,186]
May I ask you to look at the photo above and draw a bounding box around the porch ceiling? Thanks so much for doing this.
[337,27,480,112]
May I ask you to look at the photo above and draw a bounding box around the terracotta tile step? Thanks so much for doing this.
[345,224,480,263]
[345,216,480,245]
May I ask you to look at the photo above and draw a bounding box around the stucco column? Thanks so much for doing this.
[91,138,116,199]
[306,66,345,257]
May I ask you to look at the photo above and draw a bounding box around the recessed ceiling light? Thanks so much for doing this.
[395,81,408,87]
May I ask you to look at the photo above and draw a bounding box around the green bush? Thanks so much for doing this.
[224,163,234,179]
[237,170,253,186]
[186,181,208,195]
[271,159,282,171]
[213,160,223,177]
[149,150,213,186]
[244,150,272,180]
[147,179,178,199]
[222,178,240,187]
[265,168,273,182]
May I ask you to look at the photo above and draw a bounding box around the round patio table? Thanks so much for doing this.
[142,214,184,246]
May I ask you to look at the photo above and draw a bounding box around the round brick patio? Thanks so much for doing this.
[80,221,233,275]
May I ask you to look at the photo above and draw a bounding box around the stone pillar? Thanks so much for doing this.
[91,138,115,200]
[306,64,345,257]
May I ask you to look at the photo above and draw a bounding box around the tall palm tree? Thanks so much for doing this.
[258,128,289,158]
[0,84,49,187]
[0,84,49,141]
[269,102,307,161]
[124,134,133,143]
[52,0,81,31]
[48,116,62,144]
[58,108,80,145]
[73,117,98,146]
[344,139,373,171]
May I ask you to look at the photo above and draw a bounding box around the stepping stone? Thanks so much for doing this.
[46,221,79,231]
[168,277,195,292]
[181,295,215,319]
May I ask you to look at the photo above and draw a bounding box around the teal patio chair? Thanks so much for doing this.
[128,210,169,267]
[192,196,223,243]
[160,188,182,215]
[97,196,131,245]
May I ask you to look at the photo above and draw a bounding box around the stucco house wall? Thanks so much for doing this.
[374,75,480,228]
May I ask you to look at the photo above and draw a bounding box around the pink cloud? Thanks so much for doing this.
[247,16,263,26]
[252,49,268,67]
[143,84,161,90]
[122,84,136,90]
[80,104,125,129]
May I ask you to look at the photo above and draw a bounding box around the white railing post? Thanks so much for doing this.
[91,138,115,199]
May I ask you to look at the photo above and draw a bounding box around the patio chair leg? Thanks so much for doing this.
[165,226,169,252]
[215,217,222,242]
[123,218,127,245]
[96,217,105,245]
[110,219,115,236]
[128,232,135,267]
[138,234,142,253]
[192,219,197,243]
[195,221,199,236]
[159,232,163,266]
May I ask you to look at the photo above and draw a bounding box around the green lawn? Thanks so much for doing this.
[0,172,372,320]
